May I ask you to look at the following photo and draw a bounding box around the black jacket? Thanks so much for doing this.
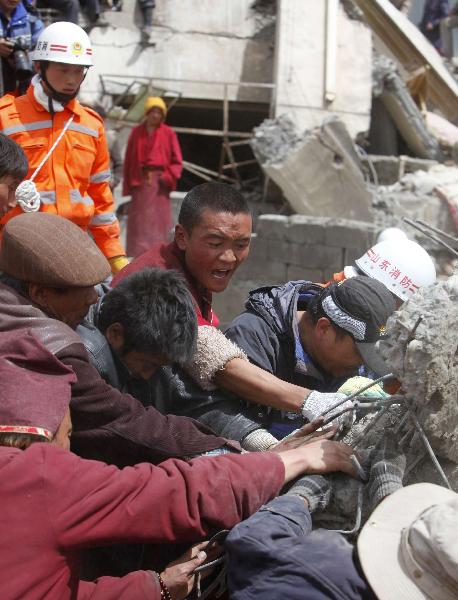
[77,296,263,444]
[224,281,346,432]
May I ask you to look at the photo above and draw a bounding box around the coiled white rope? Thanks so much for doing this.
[15,115,75,213]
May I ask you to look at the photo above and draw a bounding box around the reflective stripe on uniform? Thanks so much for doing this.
[70,189,94,206]
[39,190,94,206]
[1,120,53,136]
[90,169,111,184]
[39,191,56,205]
[90,212,117,225]
[68,123,99,138]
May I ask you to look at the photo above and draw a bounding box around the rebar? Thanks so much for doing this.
[403,217,458,257]
[332,482,364,536]
[416,219,458,245]
[408,410,452,490]
[319,373,395,418]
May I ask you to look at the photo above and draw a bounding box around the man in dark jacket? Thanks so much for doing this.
[0,0,43,94]
[224,278,396,438]
[0,212,237,466]
[77,268,280,449]
[419,0,449,50]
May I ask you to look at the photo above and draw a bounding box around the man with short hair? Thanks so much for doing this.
[78,268,279,448]
[113,181,252,327]
[0,133,28,217]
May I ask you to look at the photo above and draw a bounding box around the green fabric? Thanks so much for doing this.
[338,376,389,399]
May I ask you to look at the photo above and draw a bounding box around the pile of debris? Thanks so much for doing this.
[313,272,458,533]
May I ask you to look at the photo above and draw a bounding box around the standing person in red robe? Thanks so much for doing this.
[123,96,183,257]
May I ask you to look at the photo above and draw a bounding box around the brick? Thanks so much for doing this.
[256,214,289,240]
[238,258,287,283]
[324,219,377,249]
[248,237,291,262]
[287,215,326,244]
[287,265,323,282]
[289,243,343,270]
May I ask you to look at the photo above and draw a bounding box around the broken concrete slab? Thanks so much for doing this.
[372,165,458,239]
[372,55,442,161]
[354,0,458,123]
[381,273,458,463]
[252,115,374,222]
[361,155,437,186]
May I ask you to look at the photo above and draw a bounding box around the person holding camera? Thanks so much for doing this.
[0,0,43,95]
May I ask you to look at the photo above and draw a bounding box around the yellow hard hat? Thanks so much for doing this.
[144,96,167,117]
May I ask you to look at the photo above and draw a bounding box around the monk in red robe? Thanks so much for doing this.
[123,96,183,257]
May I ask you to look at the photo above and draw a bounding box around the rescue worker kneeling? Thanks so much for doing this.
[0,331,359,600]
[0,21,128,273]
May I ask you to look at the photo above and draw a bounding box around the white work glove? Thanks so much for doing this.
[301,391,355,428]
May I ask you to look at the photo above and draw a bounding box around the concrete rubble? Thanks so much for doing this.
[313,273,458,531]
[372,55,442,161]
[381,273,458,465]
[251,115,373,222]
[372,164,458,235]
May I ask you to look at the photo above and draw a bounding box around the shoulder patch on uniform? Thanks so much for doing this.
[0,94,17,109]
[83,106,104,126]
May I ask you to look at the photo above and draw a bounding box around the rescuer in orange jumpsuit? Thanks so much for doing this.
[0,21,128,273]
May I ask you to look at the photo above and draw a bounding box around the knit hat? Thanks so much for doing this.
[0,213,111,287]
[144,96,167,117]
[0,330,76,440]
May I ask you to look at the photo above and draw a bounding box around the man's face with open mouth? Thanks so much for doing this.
[176,208,252,293]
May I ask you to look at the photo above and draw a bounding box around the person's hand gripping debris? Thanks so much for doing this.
[300,391,355,429]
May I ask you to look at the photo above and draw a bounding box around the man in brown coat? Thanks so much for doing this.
[0,212,236,465]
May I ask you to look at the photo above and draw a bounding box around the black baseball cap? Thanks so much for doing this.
[319,276,396,375]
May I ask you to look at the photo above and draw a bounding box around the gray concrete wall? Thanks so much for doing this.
[274,0,372,138]
[213,214,377,325]
[82,0,275,103]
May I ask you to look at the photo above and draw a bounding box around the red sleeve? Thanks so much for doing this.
[77,572,159,600]
[41,446,284,549]
[161,129,183,191]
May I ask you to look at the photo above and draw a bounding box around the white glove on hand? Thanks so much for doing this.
[301,391,355,428]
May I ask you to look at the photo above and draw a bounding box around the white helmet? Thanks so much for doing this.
[354,240,436,302]
[376,227,408,244]
[31,22,93,67]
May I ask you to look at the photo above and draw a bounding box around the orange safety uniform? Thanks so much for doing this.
[0,86,125,260]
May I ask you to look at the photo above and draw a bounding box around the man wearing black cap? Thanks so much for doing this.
[221,277,396,438]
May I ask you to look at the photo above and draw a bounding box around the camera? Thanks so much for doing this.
[6,34,33,82]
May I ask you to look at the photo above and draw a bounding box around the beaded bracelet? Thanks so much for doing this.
[155,572,172,600]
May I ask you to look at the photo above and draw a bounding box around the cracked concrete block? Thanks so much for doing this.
[252,115,374,222]
[381,273,458,463]
[289,243,343,271]
[324,219,377,249]
[237,258,287,283]
[286,266,323,282]
[287,215,327,245]
[256,215,290,240]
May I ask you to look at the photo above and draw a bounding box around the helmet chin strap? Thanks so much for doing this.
[39,62,87,105]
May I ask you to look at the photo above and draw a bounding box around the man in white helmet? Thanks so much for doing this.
[328,238,436,306]
[0,21,128,274]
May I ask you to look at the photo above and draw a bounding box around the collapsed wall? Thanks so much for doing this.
[381,273,458,464]
[251,116,373,222]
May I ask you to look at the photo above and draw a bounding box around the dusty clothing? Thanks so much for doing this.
[0,443,284,600]
[0,281,232,466]
[224,281,347,437]
[0,85,124,260]
[77,298,262,444]
[420,0,450,49]
[226,496,375,600]
[112,240,219,326]
[123,122,182,257]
